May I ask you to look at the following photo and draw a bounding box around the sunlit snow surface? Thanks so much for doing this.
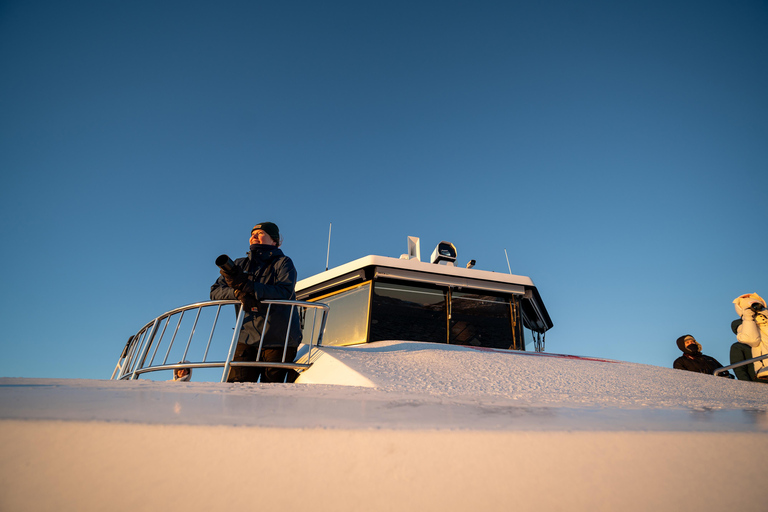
[3,341,768,512]
[2,341,767,431]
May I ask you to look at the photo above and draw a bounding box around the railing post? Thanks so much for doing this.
[255,303,273,363]
[110,336,134,380]
[221,305,246,383]
[162,310,186,366]
[119,330,146,379]
[282,304,295,363]
[147,316,171,368]
[316,303,330,347]
[202,304,223,362]
[182,306,203,362]
[130,318,160,380]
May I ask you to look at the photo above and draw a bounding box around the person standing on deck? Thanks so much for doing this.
[732,293,768,382]
[211,222,302,383]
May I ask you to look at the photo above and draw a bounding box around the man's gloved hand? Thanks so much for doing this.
[233,289,258,312]
[220,269,247,290]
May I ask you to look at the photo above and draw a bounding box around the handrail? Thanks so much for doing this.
[714,353,768,377]
[111,299,329,382]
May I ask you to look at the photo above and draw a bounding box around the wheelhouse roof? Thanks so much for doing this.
[296,255,553,333]
[298,255,533,291]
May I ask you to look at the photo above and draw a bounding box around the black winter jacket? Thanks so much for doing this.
[673,353,730,377]
[210,245,302,348]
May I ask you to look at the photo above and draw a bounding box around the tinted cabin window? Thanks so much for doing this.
[450,292,516,349]
[309,283,371,346]
[313,277,523,350]
[370,282,447,343]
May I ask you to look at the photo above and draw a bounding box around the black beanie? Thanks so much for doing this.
[252,222,280,244]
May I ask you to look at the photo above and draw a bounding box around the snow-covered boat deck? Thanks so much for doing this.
[2,341,767,512]
[4,341,767,432]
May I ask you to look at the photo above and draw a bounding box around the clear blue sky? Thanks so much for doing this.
[1,0,766,379]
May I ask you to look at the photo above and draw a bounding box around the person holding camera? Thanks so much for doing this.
[673,335,732,377]
[732,293,768,381]
[210,222,302,383]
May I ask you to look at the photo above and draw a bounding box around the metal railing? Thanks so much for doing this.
[111,299,329,382]
[714,353,768,378]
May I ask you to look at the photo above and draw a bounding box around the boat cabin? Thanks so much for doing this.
[296,238,552,352]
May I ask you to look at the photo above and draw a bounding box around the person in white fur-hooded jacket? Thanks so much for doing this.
[733,293,768,381]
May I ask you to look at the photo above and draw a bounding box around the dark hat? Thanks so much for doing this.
[252,222,280,243]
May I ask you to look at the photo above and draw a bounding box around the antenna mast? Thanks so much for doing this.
[504,248,512,274]
[325,222,332,271]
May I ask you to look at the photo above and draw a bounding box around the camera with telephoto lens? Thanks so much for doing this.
[215,254,247,287]
[215,254,257,311]
[749,302,766,313]
[215,254,240,275]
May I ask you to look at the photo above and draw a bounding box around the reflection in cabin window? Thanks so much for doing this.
[309,283,371,346]
[370,282,446,343]
[450,292,516,349]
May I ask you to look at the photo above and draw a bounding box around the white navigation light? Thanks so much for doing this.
[430,241,457,266]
